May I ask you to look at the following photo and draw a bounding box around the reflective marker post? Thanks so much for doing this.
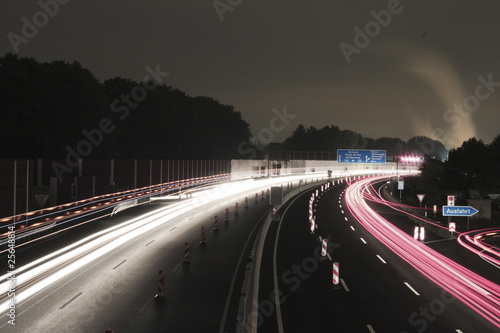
[333,262,339,285]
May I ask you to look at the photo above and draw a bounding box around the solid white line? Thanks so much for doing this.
[273,191,311,333]
[350,226,355,231]
[360,238,367,244]
[340,278,349,292]
[404,282,420,296]
[367,324,376,333]
[326,252,332,261]
[219,211,268,333]
[376,255,386,264]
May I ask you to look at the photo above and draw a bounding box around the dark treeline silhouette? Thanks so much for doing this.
[418,136,500,201]
[0,54,251,159]
[282,124,447,160]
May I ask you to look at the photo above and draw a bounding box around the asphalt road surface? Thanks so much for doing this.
[257,179,499,332]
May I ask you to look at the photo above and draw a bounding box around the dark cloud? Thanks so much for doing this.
[2,0,500,147]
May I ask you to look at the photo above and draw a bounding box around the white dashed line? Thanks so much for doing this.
[340,278,350,292]
[404,282,420,296]
[360,238,367,244]
[350,226,355,231]
[376,255,386,264]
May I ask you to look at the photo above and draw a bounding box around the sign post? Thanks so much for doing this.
[417,194,425,208]
[398,180,404,200]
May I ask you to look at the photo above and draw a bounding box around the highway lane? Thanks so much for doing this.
[258,177,499,332]
[1,175,338,332]
[1,189,272,332]
[368,179,500,287]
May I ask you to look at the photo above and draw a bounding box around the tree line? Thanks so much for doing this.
[418,136,500,203]
[0,54,251,159]
[280,124,448,160]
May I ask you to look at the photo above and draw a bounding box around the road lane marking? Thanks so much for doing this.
[376,255,386,264]
[344,217,348,221]
[339,205,342,208]
[360,238,367,244]
[172,262,181,273]
[145,240,155,246]
[138,295,155,314]
[112,260,127,270]
[341,210,344,214]
[220,210,269,333]
[367,324,376,333]
[326,252,332,261]
[350,226,355,231]
[455,330,463,333]
[272,191,313,333]
[169,227,177,231]
[404,282,420,296]
[59,292,82,309]
[340,278,349,292]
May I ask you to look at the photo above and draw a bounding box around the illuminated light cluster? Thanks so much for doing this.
[400,156,422,163]
[1,171,394,316]
[345,177,500,329]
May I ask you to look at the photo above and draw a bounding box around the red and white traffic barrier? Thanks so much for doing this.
[225,208,229,222]
[155,269,165,299]
[333,262,339,285]
[267,188,270,197]
[321,238,328,256]
[184,242,190,263]
[261,190,265,200]
[214,215,219,230]
[273,207,277,215]
[310,218,315,234]
[200,226,206,243]
[413,226,419,240]
[235,202,239,215]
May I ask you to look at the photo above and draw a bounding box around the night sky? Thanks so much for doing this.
[2,1,500,149]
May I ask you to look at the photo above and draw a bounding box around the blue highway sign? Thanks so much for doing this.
[442,206,479,217]
[337,149,386,164]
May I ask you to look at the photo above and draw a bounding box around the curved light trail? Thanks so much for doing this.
[345,176,500,329]
[1,171,397,320]
[458,229,500,268]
